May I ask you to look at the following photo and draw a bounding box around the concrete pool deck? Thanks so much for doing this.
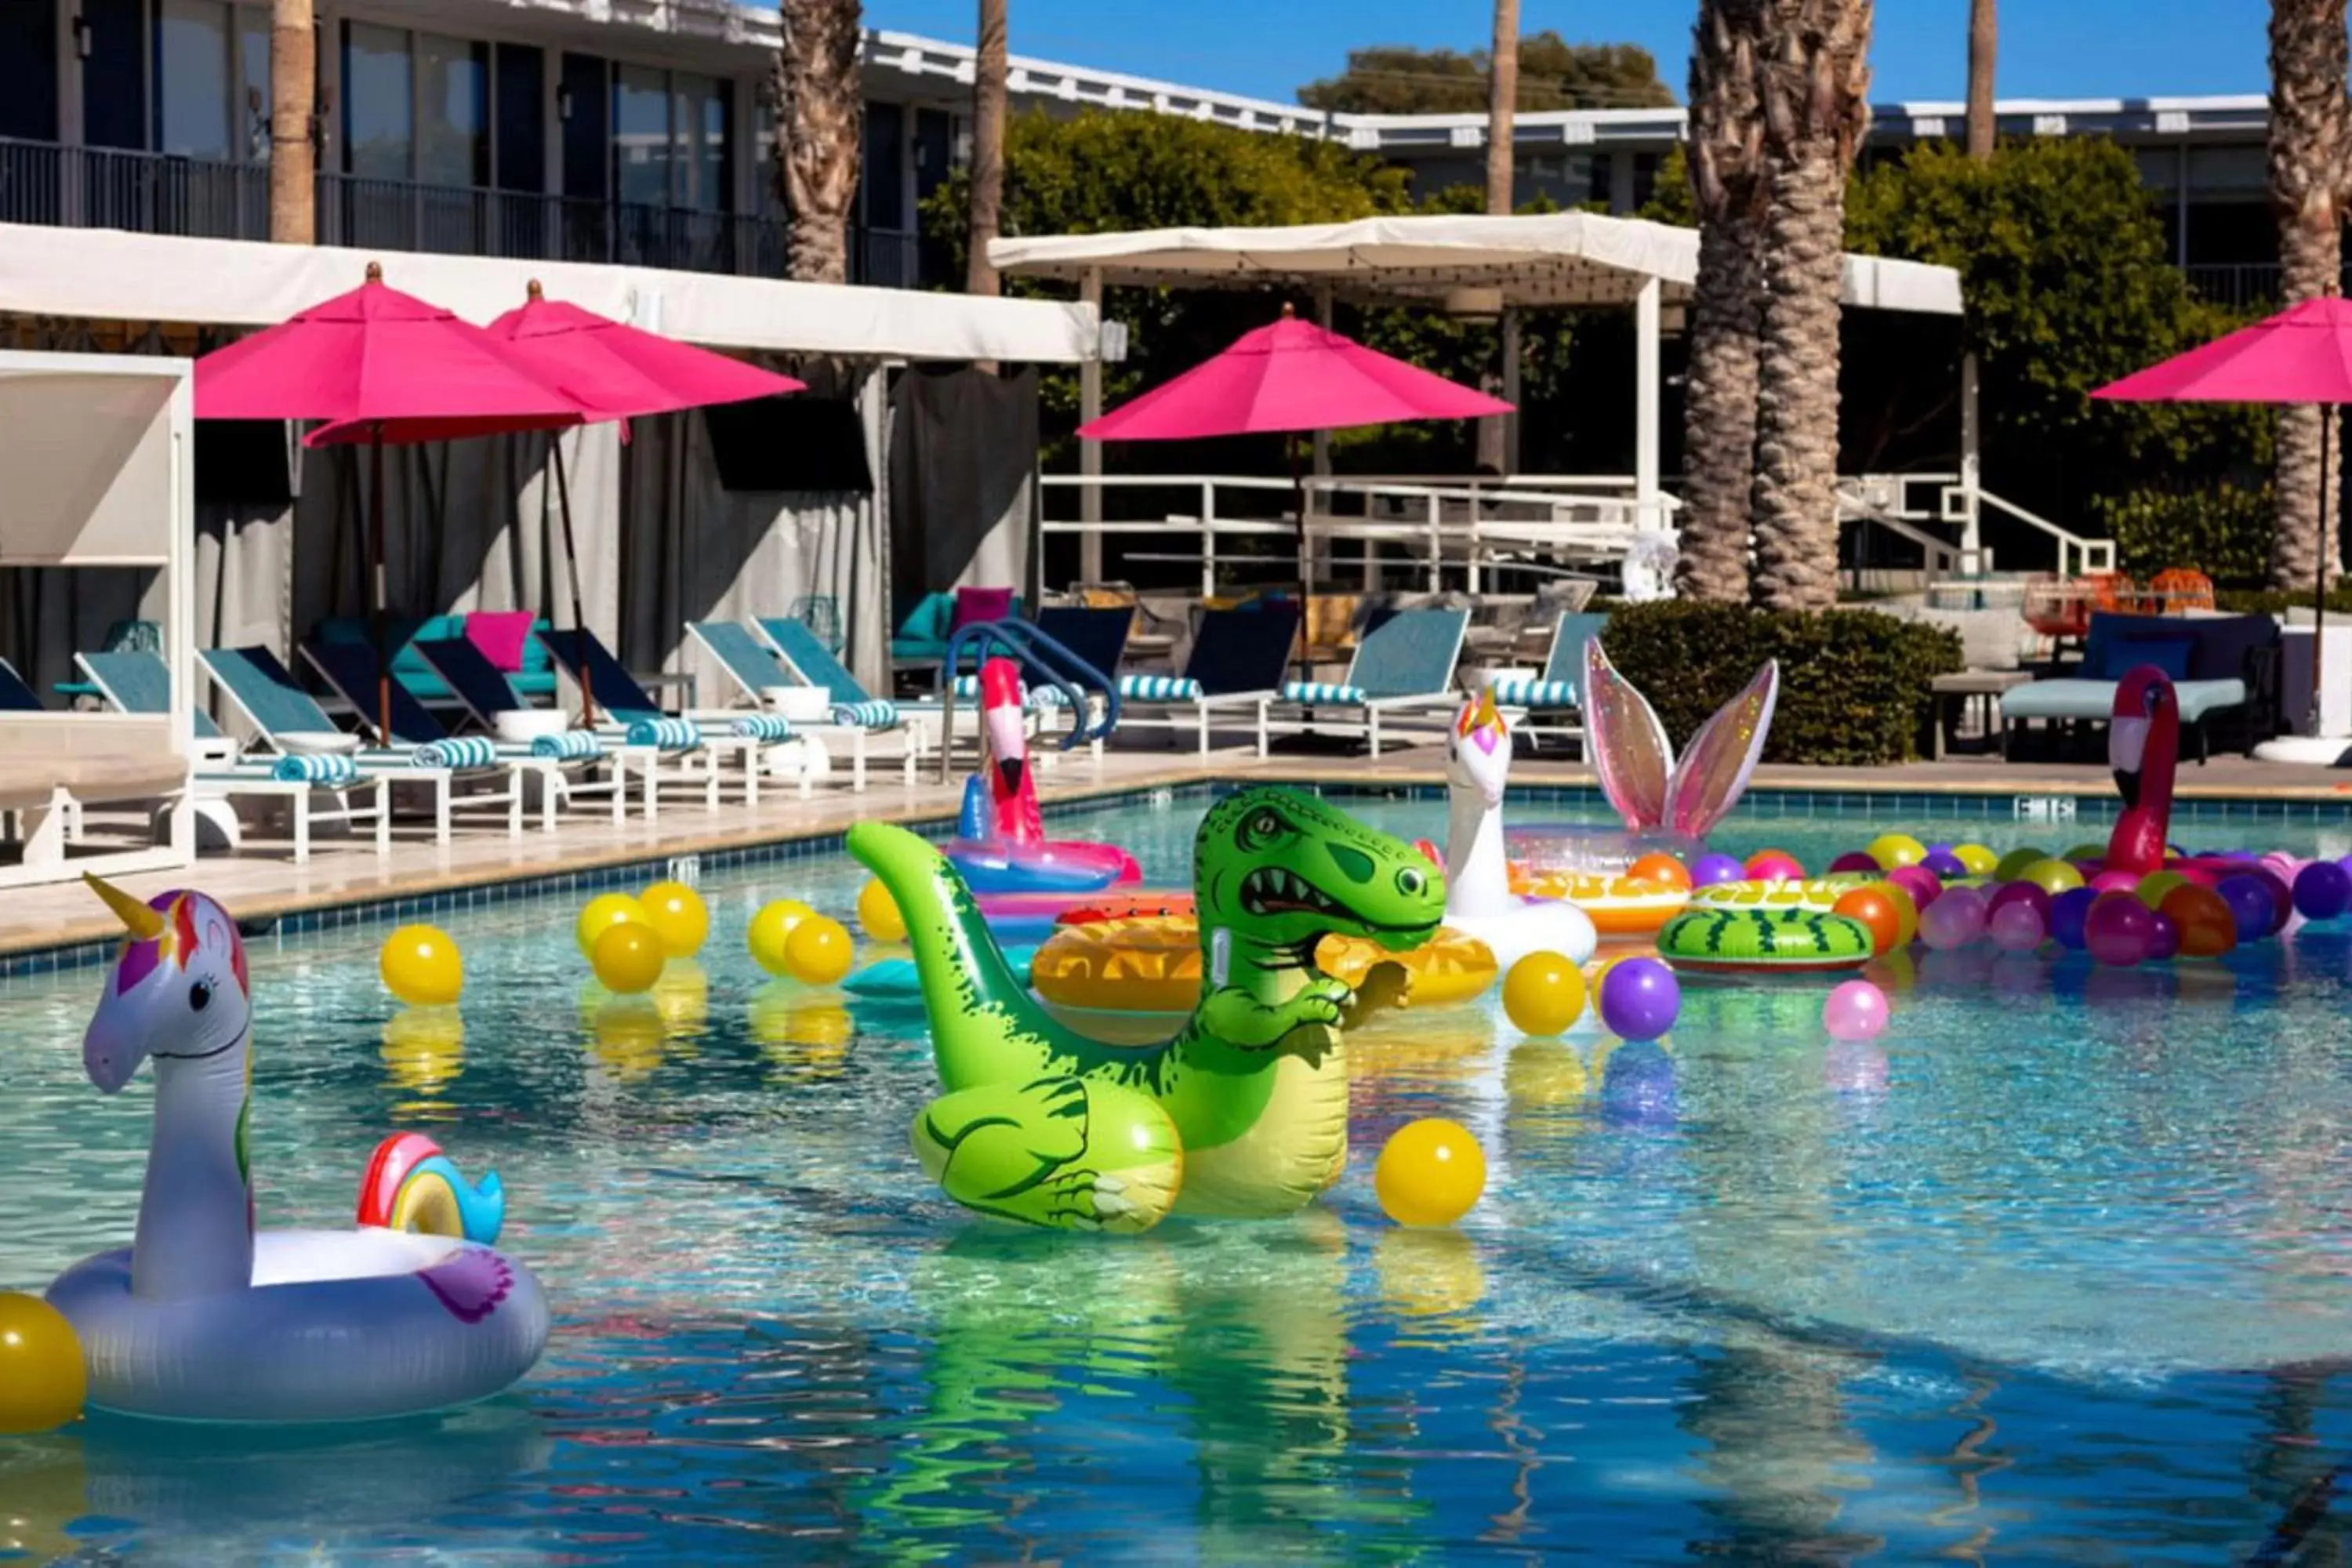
[6,743,2350,959]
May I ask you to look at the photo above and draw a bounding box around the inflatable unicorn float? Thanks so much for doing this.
[45,877,546,1421]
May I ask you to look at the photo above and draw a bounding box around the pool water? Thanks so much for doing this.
[9,788,2352,1563]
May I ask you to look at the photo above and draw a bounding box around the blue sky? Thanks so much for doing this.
[871,0,2273,107]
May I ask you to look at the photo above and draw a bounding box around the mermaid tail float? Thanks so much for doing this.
[47,877,546,1422]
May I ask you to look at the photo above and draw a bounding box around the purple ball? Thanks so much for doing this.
[2249,868,2296,931]
[1922,850,1968,880]
[1599,956,1681,1041]
[2050,886,2100,950]
[2083,891,2156,967]
[1886,865,1944,910]
[1987,880,2052,923]
[2146,910,2182,963]
[2298,861,2352,921]
[2217,875,2277,942]
[1689,852,1747,888]
[1828,851,1882,876]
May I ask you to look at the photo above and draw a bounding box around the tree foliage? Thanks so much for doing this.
[1297,33,1675,114]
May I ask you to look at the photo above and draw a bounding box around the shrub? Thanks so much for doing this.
[2215,585,2352,615]
[1599,602,1962,766]
[2095,484,2274,586]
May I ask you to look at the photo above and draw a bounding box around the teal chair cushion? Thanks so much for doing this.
[2002,677,2247,725]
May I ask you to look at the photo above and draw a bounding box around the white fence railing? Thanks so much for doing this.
[1040,473,1679,597]
[1838,472,2116,585]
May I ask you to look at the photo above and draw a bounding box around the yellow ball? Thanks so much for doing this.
[1867,833,1927,871]
[1501,950,1586,1036]
[379,924,463,1007]
[782,915,855,985]
[1952,844,1999,876]
[747,898,816,977]
[2019,858,2085,897]
[590,920,666,995]
[1374,1118,1488,1228]
[0,1293,84,1433]
[858,878,908,944]
[637,880,709,958]
[576,893,649,961]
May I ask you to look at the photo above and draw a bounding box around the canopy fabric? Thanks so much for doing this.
[992,211,1964,316]
[197,268,581,441]
[2094,297,2352,404]
[1077,308,1511,440]
[0,223,1101,363]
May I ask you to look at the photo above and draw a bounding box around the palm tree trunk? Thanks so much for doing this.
[966,0,1008,298]
[1475,0,1521,474]
[1965,0,1997,159]
[2268,0,2348,594]
[774,0,866,285]
[268,0,314,243]
[1679,0,1769,602]
[1749,0,1875,614]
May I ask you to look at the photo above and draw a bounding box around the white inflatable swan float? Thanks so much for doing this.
[45,877,547,1422]
[1443,693,1599,968]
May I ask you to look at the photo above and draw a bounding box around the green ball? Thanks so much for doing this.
[1993,847,2049,883]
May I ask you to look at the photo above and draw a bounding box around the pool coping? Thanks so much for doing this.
[9,765,2352,978]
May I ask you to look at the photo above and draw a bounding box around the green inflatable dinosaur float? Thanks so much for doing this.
[847,786,1445,1233]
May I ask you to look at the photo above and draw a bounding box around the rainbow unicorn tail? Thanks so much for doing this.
[358,1132,506,1245]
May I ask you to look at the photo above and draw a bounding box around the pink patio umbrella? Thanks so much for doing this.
[1076,303,1514,590]
[197,263,586,739]
[318,280,806,725]
[2095,296,2352,735]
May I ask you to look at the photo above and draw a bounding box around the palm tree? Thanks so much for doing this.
[1678,0,1769,602]
[1475,0,1521,474]
[1965,0,1996,159]
[773,0,866,284]
[966,0,1009,297]
[268,0,314,242]
[2267,0,2349,593]
[1749,0,1875,613]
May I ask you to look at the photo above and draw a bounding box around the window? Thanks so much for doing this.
[237,6,267,162]
[1630,152,1660,214]
[495,45,543,193]
[155,0,232,160]
[862,102,905,231]
[416,34,488,188]
[674,73,729,212]
[0,0,57,141]
[613,64,668,205]
[342,21,412,182]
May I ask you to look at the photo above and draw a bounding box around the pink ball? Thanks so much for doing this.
[1744,851,1806,883]
[1918,885,1988,951]
[2089,870,2140,895]
[1822,979,1891,1042]
[1987,899,2046,953]
[2082,891,2156,968]
[1886,866,1944,909]
[1828,851,1881,876]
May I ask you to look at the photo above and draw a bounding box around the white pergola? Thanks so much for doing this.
[993,212,1968,579]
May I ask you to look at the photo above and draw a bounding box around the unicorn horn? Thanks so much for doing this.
[85,873,165,940]
[1473,688,1501,730]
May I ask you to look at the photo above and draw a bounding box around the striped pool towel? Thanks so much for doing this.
[1118,673,1203,702]
[832,698,898,728]
[531,730,605,761]
[410,736,500,771]
[1282,681,1367,706]
[625,716,702,751]
[728,713,796,742]
[270,753,362,786]
[950,674,1057,710]
[1486,676,1581,709]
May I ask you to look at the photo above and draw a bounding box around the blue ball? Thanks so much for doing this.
[2049,886,2099,950]
[2295,861,2352,921]
[1923,850,1967,880]
[2217,875,2277,942]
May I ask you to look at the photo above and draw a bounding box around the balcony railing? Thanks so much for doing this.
[2183,261,2352,312]
[0,137,924,289]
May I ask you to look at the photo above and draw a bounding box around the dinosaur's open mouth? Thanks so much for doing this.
[1240,866,1345,918]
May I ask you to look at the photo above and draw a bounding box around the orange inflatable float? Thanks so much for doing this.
[1029,916,1497,1014]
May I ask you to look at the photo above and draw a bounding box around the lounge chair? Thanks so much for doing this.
[756,615,938,761]
[1999,611,2282,761]
[537,629,804,815]
[75,651,240,766]
[1113,605,1303,757]
[1485,610,1610,751]
[943,606,1135,753]
[1275,606,1470,757]
[684,620,898,789]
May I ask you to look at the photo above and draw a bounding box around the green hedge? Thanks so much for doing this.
[2093,483,2273,586]
[2216,585,2352,615]
[1599,603,1962,766]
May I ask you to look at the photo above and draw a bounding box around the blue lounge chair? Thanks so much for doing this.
[538,629,804,813]
[685,620,896,789]
[1999,611,2282,761]
[754,615,905,730]
[0,659,44,711]
[1485,610,1609,750]
[75,651,238,764]
[1276,605,1469,757]
[1097,606,1301,757]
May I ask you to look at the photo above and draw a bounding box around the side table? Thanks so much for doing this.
[1930,670,2031,760]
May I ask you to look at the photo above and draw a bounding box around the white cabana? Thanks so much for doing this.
[992,212,1968,579]
[0,350,194,887]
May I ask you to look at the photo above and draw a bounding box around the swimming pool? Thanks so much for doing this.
[6,786,2352,1562]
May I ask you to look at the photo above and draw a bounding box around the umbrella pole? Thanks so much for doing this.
[370,426,390,745]
[551,436,595,729]
[2315,405,2331,738]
